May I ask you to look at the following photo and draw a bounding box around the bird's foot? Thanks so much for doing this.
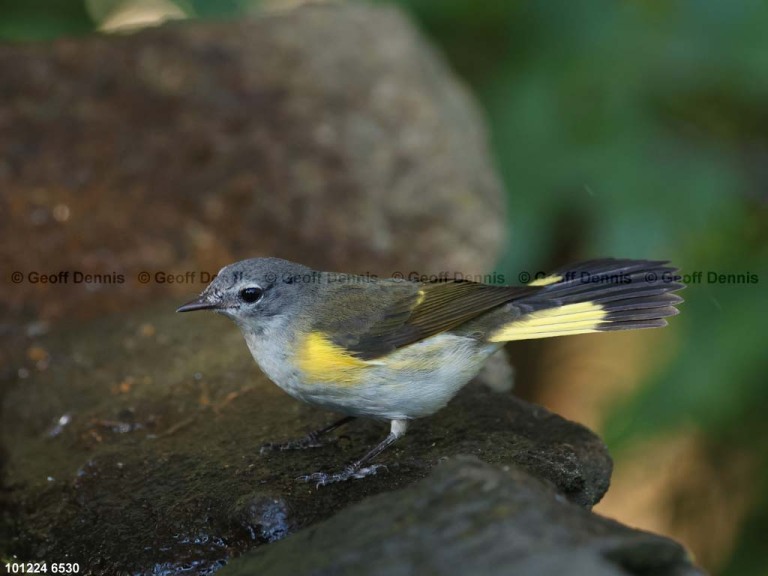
[259,433,325,454]
[260,417,357,454]
[297,463,387,487]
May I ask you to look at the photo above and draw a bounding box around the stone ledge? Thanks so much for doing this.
[220,457,703,576]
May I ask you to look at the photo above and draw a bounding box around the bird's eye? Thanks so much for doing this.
[239,286,263,303]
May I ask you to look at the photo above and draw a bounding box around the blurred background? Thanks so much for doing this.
[1,0,765,574]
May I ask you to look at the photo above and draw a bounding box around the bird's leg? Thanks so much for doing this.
[298,419,408,486]
[260,416,356,453]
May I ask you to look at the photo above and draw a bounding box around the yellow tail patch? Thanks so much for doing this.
[489,301,607,342]
[296,332,370,385]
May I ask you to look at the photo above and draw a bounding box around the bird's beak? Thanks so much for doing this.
[176,295,217,313]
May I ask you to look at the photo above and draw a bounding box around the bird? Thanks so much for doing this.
[177,257,684,485]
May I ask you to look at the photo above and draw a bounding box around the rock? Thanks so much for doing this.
[2,302,611,574]
[220,457,704,576]
[0,3,504,334]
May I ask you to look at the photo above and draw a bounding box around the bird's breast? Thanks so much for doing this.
[241,325,499,419]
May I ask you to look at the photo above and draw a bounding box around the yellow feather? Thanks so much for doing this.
[296,332,370,385]
[489,301,606,342]
[528,274,563,287]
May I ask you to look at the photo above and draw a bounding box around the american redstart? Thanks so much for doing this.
[178,258,683,485]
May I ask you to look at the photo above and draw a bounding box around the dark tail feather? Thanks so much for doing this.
[490,259,684,342]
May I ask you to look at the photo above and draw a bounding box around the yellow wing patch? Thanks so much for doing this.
[528,274,563,287]
[296,332,371,386]
[489,301,606,342]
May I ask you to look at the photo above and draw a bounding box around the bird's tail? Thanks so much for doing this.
[489,259,684,342]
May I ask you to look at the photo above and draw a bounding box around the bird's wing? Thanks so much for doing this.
[316,279,536,360]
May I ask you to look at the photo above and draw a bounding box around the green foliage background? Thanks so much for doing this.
[1,0,765,573]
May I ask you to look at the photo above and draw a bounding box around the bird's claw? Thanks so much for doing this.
[259,435,324,454]
[297,464,387,487]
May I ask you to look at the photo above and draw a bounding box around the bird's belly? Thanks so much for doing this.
[280,334,499,420]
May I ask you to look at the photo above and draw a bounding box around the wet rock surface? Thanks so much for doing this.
[221,457,703,576]
[3,304,612,574]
